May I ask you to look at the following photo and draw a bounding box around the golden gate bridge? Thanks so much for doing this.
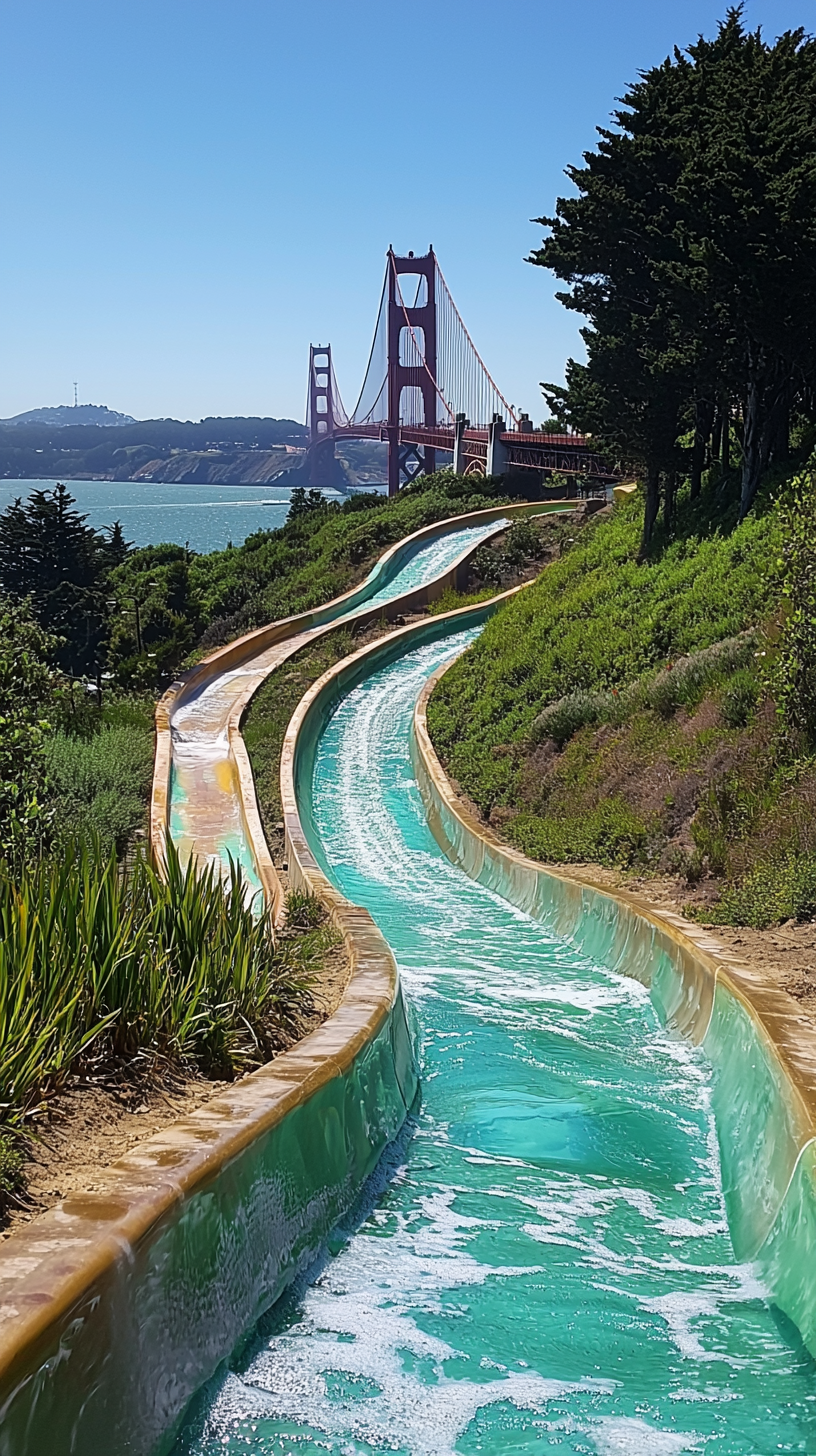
[306,246,618,495]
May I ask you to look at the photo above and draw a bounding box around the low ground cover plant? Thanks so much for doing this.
[428,466,816,925]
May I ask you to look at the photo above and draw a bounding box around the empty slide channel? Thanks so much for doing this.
[175,626,816,1455]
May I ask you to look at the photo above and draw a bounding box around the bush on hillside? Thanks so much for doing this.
[695,852,816,930]
[531,690,619,748]
[507,800,653,867]
[772,465,816,750]
[45,723,154,855]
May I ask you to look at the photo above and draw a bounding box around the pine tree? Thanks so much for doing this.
[0,484,131,674]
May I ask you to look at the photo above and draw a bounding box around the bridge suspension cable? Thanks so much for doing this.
[433,257,518,429]
[345,250,519,431]
[347,267,388,426]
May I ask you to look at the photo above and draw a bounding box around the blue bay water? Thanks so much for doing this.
[175,630,816,1456]
[0,478,344,554]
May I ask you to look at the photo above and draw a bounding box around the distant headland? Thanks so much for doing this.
[0,408,386,489]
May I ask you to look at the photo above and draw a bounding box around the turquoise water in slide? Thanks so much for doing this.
[354,520,507,612]
[176,630,816,1454]
[167,516,507,899]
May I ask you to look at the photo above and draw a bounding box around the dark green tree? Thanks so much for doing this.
[0,595,61,860]
[531,9,816,540]
[101,520,132,570]
[287,486,326,522]
[0,484,131,674]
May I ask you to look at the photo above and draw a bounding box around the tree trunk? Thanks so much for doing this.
[740,347,789,519]
[721,397,731,473]
[740,371,763,519]
[710,404,723,471]
[663,470,677,529]
[689,397,715,500]
[639,462,661,558]
[771,388,790,464]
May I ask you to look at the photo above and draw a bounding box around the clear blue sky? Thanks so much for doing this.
[0,0,811,425]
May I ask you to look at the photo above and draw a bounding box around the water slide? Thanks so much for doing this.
[174,626,816,1455]
[2,506,815,1454]
[162,510,534,905]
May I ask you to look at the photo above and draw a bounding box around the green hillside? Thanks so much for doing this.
[427,469,816,927]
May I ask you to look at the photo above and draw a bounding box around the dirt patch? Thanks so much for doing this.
[7,1073,229,1232]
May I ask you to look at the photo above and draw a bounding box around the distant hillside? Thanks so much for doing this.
[1,404,136,428]
[0,415,310,485]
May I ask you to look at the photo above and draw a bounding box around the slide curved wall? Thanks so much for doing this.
[412,657,816,1356]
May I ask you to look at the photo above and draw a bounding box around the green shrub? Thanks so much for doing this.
[469,543,506,586]
[507,799,652,867]
[720,667,761,728]
[531,690,614,747]
[503,517,543,566]
[44,724,154,855]
[643,634,756,719]
[770,465,816,748]
[699,852,816,928]
[427,585,497,616]
[690,773,773,876]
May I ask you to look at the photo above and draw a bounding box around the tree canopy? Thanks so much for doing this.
[0,484,131,674]
[530,8,816,546]
[0,596,61,859]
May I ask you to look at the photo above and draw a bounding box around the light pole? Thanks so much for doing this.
[109,583,158,656]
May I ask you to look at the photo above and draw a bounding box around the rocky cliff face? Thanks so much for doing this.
[130,447,305,485]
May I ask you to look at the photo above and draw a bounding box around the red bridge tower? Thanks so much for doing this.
[387,247,437,496]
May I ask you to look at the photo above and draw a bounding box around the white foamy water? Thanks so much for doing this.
[174,631,816,1455]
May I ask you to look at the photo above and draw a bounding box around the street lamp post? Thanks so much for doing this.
[110,585,158,656]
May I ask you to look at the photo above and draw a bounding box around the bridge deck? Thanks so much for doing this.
[331,423,618,479]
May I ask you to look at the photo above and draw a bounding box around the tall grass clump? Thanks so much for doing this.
[0,838,314,1119]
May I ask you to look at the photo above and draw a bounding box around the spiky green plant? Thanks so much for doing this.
[0,837,314,1118]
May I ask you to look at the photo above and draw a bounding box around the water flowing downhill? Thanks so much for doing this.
[168,518,507,895]
[175,629,816,1456]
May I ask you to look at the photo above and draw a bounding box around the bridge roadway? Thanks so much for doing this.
[330,421,617,481]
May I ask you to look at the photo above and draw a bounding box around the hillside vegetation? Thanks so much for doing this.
[108,473,513,683]
[427,468,816,927]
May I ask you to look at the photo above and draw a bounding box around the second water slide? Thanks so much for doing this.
[151,501,573,919]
